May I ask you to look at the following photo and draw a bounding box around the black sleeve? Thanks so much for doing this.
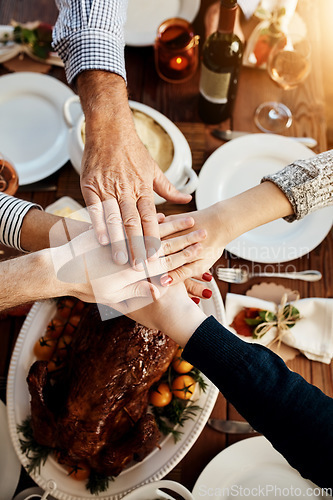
[183,316,333,489]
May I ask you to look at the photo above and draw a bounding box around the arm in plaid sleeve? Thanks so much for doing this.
[53,0,128,84]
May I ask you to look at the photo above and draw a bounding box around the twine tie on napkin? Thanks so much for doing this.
[253,292,301,348]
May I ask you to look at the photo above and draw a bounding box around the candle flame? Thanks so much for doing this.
[176,57,183,65]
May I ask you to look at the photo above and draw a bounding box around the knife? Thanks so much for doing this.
[207,419,257,434]
[212,129,318,148]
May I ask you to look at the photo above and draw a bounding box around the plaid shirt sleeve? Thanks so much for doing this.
[0,194,42,252]
[52,0,128,85]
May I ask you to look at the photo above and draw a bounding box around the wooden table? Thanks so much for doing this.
[0,0,332,496]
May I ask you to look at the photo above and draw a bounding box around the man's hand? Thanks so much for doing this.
[77,71,192,266]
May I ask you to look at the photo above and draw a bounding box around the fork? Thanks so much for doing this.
[216,267,322,283]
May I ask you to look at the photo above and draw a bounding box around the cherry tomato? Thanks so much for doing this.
[56,335,73,358]
[33,336,57,361]
[172,347,194,374]
[54,453,91,482]
[47,356,65,373]
[149,383,172,407]
[64,315,81,335]
[230,308,261,337]
[172,375,196,400]
[72,300,85,315]
[57,298,76,319]
[66,462,91,481]
[46,318,65,339]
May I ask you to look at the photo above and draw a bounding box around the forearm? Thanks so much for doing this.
[217,181,294,246]
[151,297,207,347]
[20,209,90,252]
[77,71,133,130]
[0,250,68,311]
[183,316,333,488]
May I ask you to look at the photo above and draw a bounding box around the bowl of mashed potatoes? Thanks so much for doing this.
[63,97,198,204]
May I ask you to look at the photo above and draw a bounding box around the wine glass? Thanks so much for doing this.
[254,32,311,133]
[0,153,19,195]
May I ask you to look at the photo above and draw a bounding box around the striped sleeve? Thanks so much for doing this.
[52,0,128,85]
[0,194,42,252]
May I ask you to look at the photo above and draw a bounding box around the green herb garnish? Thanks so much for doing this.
[17,416,53,474]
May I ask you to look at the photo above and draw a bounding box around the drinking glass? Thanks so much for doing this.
[254,32,311,133]
[154,18,200,84]
[0,153,19,195]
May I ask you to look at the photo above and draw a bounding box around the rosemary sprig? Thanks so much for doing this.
[17,417,53,474]
[153,398,203,443]
[152,409,183,443]
[189,367,208,392]
[86,470,114,495]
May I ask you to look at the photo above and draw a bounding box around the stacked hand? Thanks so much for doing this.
[51,215,209,312]
[77,72,192,267]
[157,203,228,287]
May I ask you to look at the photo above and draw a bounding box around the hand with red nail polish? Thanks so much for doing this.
[157,204,227,286]
[202,289,212,299]
[191,297,200,304]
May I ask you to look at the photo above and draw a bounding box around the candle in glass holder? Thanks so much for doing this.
[0,153,19,196]
[154,18,199,83]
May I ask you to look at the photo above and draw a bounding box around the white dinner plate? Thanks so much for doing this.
[192,436,323,499]
[0,400,21,500]
[196,134,333,263]
[6,279,223,500]
[124,0,201,46]
[0,72,75,185]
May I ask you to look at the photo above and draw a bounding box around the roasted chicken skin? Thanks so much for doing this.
[27,305,178,476]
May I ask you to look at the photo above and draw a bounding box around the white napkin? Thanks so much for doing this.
[225,293,333,364]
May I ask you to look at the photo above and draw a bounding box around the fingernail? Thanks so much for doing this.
[160,274,173,287]
[114,251,127,265]
[202,289,212,299]
[134,258,145,271]
[191,297,200,304]
[202,272,213,282]
[99,235,109,245]
[185,216,194,225]
[198,229,207,239]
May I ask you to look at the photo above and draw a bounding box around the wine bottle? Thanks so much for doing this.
[198,0,243,124]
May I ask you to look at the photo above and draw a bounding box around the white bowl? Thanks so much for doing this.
[63,97,198,205]
[122,479,194,500]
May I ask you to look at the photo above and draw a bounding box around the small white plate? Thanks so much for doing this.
[124,0,201,46]
[196,134,333,263]
[192,436,323,499]
[0,400,21,500]
[7,280,223,500]
[0,72,75,185]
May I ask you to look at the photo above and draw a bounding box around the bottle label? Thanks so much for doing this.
[199,65,232,104]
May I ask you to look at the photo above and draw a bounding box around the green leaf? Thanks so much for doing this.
[244,317,263,326]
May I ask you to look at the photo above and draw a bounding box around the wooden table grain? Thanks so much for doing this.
[0,0,332,496]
